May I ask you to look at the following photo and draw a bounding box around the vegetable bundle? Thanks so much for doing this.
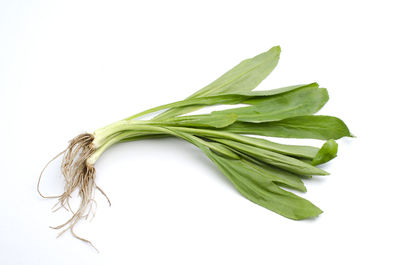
[39,46,351,244]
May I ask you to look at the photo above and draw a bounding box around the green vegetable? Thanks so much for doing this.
[38,46,351,246]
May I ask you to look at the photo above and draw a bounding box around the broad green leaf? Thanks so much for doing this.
[237,152,307,192]
[226,135,319,159]
[163,129,307,192]
[212,138,328,176]
[211,85,328,123]
[169,126,319,159]
[259,163,307,192]
[191,46,281,97]
[312,139,338,165]
[205,150,322,220]
[154,46,281,120]
[224,115,351,140]
[127,84,312,120]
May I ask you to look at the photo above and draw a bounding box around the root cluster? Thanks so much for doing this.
[38,133,110,250]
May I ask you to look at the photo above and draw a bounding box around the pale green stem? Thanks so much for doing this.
[87,131,142,165]
[89,123,179,165]
[88,120,243,165]
[124,101,184,121]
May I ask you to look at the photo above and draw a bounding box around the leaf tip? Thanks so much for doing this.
[305,206,324,219]
[291,206,323,220]
[272,45,281,52]
[269,46,281,58]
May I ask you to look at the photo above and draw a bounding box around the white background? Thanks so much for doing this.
[1,0,399,264]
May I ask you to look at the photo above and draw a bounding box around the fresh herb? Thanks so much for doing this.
[39,46,351,246]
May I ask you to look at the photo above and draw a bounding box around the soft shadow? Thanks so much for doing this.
[299,215,321,223]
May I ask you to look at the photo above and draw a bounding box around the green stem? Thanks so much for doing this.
[123,94,244,121]
[88,120,243,165]
[89,123,168,165]
[87,131,148,165]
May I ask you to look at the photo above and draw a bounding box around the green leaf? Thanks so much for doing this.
[191,46,281,97]
[127,84,313,120]
[312,139,338,165]
[237,152,307,192]
[233,83,318,97]
[208,142,241,160]
[225,135,319,159]
[259,163,307,192]
[205,150,322,220]
[212,84,329,123]
[169,126,319,159]
[162,129,307,192]
[224,115,351,140]
[154,46,281,120]
[211,138,328,176]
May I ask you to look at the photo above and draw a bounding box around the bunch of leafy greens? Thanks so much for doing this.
[40,46,351,244]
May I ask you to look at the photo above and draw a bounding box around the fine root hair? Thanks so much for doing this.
[38,133,110,250]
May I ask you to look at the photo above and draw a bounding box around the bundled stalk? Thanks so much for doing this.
[39,46,351,245]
